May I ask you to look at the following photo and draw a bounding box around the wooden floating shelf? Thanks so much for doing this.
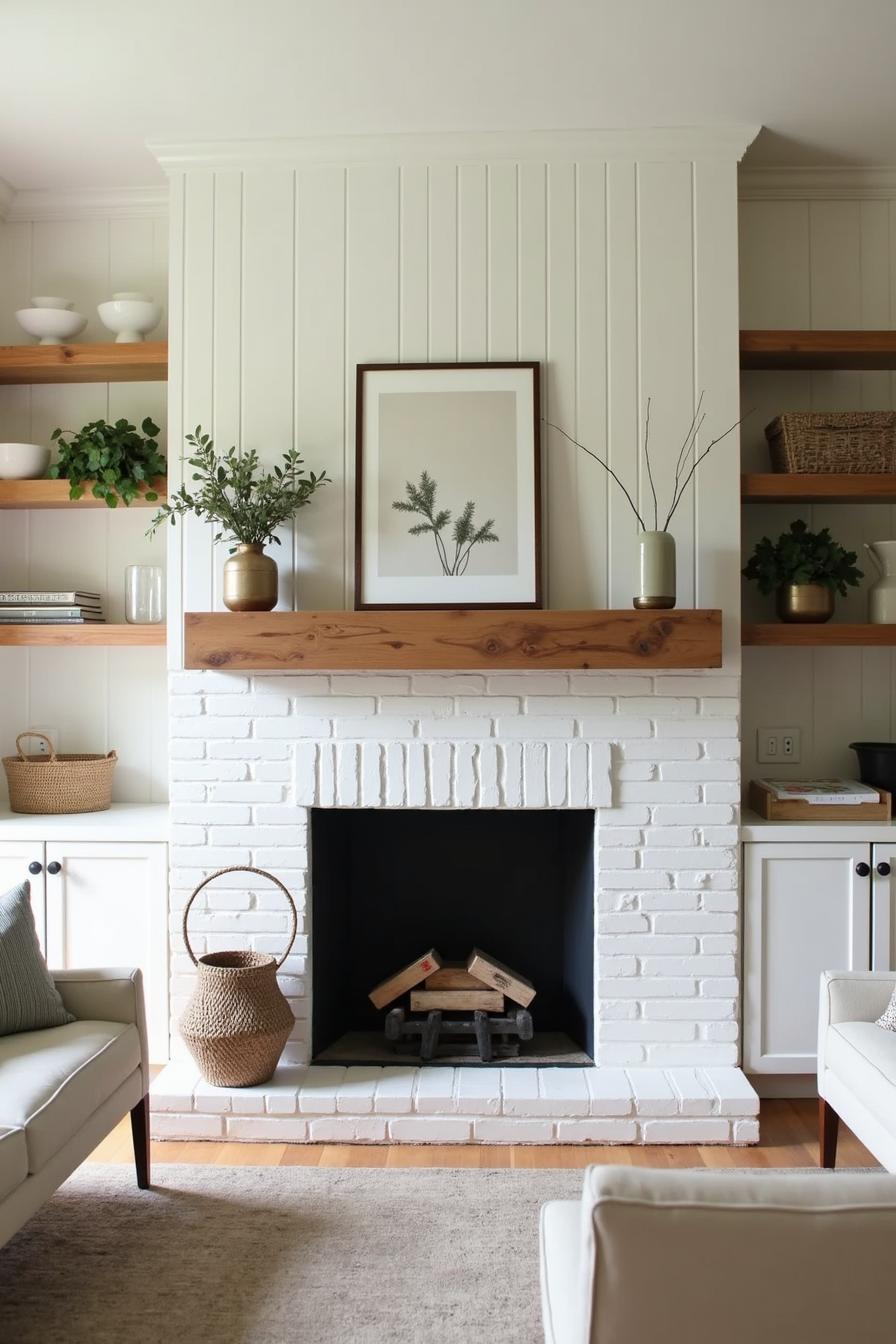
[743,624,896,648]
[741,473,896,503]
[0,478,166,509]
[184,609,723,672]
[0,341,168,384]
[0,624,166,647]
[740,330,896,370]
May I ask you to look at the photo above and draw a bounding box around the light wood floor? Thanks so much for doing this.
[87,1100,879,1170]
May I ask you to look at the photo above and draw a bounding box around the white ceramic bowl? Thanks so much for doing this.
[97,296,161,343]
[15,307,87,345]
[0,443,51,480]
[30,296,73,310]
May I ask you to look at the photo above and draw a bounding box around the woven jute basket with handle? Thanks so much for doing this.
[179,866,298,1088]
[2,731,117,814]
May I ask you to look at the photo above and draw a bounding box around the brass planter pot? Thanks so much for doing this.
[223,543,278,612]
[776,582,835,623]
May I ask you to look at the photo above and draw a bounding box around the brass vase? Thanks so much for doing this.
[776,582,834,623]
[223,543,278,612]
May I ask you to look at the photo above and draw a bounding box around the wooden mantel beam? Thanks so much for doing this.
[184,609,723,671]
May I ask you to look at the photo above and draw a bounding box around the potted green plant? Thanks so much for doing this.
[148,427,329,611]
[742,519,863,623]
[49,417,166,506]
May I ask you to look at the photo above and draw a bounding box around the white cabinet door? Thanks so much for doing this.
[44,841,168,1062]
[0,840,47,951]
[871,843,896,972]
[744,842,871,1073]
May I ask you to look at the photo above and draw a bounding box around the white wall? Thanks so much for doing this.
[0,208,169,802]
[160,130,750,669]
[739,186,896,782]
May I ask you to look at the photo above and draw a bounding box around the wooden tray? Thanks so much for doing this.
[748,780,892,821]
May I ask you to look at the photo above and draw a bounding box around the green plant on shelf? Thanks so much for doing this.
[49,417,166,507]
[742,519,863,595]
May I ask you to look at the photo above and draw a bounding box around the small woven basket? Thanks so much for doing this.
[766,412,896,474]
[179,866,298,1088]
[2,731,117,815]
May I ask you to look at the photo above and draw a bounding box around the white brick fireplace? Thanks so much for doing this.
[151,669,759,1142]
[150,125,759,1141]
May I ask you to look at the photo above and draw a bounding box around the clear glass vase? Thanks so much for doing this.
[125,565,164,624]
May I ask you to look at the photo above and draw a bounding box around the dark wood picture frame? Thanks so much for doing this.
[355,361,542,610]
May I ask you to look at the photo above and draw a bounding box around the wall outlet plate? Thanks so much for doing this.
[757,727,801,765]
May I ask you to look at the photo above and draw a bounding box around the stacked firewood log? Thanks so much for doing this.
[369,948,536,1061]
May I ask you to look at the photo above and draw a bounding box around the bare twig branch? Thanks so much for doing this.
[642,397,659,532]
[671,391,705,505]
[664,414,745,529]
[544,419,646,531]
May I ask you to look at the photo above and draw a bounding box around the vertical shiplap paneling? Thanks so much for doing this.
[428,164,457,362]
[605,162,639,609]
[694,160,741,657]
[295,165,347,609]
[165,174,186,671]
[575,162,609,606]
[545,162,580,607]
[457,164,487,361]
[209,170,245,611]
[637,162,696,607]
[241,170,296,611]
[346,165,400,603]
[180,172,217,621]
[486,163,518,361]
[399,165,429,361]
[517,164,548,599]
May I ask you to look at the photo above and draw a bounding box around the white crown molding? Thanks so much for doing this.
[150,125,761,172]
[739,166,896,200]
[0,176,14,222]
[4,185,168,222]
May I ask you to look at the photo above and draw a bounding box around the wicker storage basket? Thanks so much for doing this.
[2,731,117,815]
[179,866,298,1087]
[766,412,896,474]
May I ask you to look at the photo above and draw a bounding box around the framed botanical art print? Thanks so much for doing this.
[355,362,541,609]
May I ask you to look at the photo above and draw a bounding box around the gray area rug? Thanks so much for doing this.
[0,1164,584,1344]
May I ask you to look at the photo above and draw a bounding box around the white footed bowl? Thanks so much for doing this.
[15,307,87,345]
[0,443,51,480]
[97,297,161,343]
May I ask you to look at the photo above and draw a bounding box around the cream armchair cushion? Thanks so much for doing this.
[541,1165,896,1344]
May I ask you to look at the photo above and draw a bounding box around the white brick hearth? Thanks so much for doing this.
[153,667,757,1142]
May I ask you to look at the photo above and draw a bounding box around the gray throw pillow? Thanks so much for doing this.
[0,882,74,1036]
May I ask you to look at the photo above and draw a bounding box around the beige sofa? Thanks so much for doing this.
[0,967,150,1250]
[818,970,896,1172]
[540,1165,896,1344]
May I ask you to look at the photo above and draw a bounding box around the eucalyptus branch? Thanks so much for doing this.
[543,419,646,530]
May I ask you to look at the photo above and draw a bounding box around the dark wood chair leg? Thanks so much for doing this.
[130,1094,151,1189]
[819,1096,840,1169]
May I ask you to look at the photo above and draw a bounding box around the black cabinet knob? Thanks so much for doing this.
[856,862,871,877]
[878,862,892,877]
[28,860,42,875]
[46,861,62,876]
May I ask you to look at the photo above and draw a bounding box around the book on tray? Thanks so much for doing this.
[756,778,880,805]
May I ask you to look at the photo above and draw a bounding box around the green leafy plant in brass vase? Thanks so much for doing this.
[148,427,329,611]
[742,519,863,623]
[49,417,165,507]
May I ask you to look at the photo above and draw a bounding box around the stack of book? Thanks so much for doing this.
[0,591,105,624]
[756,778,880,805]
